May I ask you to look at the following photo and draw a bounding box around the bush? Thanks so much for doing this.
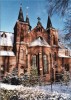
[11,77,21,85]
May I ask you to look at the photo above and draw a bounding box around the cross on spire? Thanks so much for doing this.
[20,3,22,8]
[37,17,41,22]
[37,17,42,25]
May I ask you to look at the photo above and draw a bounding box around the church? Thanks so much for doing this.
[0,6,71,81]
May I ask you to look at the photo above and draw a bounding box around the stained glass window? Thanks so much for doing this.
[43,55,48,74]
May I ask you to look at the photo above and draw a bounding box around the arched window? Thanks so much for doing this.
[43,55,48,74]
[32,55,37,67]
[54,52,56,61]
[65,64,69,71]
[21,66,24,69]
[62,58,64,66]
[1,65,4,77]
[20,28,24,41]
[20,34,24,41]
[53,35,56,45]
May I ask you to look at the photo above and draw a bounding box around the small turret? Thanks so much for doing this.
[26,15,30,25]
[26,15,32,31]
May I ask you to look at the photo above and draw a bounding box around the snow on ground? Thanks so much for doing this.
[0,82,71,99]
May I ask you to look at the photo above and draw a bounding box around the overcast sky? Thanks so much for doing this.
[0,0,64,33]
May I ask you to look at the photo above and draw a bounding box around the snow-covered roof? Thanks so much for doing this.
[29,37,50,47]
[0,31,14,46]
[58,42,66,49]
[0,51,15,56]
[58,54,71,58]
[58,49,71,58]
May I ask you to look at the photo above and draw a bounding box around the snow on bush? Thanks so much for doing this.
[0,83,71,100]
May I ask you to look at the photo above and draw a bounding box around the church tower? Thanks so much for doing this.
[13,6,29,44]
[46,16,58,46]
[46,16,59,72]
[13,6,30,76]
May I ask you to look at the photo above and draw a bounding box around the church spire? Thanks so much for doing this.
[26,15,32,30]
[46,16,52,29]
[26,7,30,25]
[25,7,31,30]
[18,4,24,22]
[26,15,30,25]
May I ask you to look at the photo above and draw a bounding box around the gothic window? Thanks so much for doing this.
[32,55,36,67]
[20,28,24,41]
[65,64,69,71]
[37,26,42,32]
[20,34,24,41]
[54,52,56,61]
[1,65,4,76]
[21,66,24,69]
[50,53,51,58]
[43,55,48,74]
[48,33,50,44]
[62,58,64,66]
[53,35,56,45]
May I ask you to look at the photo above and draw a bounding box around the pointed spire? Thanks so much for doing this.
[46,16,52,29]
[25,7,32,31]
[26,15,30,25]
[26,15,32,30]
[18,4,24,22]
[26,6,29,24]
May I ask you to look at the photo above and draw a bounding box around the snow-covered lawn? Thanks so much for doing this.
[0,82,71,100]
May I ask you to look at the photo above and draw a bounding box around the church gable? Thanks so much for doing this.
[28,22,48,43]
[29,36,50,47]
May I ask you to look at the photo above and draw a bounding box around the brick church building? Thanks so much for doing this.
[0,6,71,81]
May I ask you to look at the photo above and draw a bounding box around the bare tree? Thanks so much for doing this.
[47,0,70,16]
[46,0,71,35]
[65,13,71,33]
